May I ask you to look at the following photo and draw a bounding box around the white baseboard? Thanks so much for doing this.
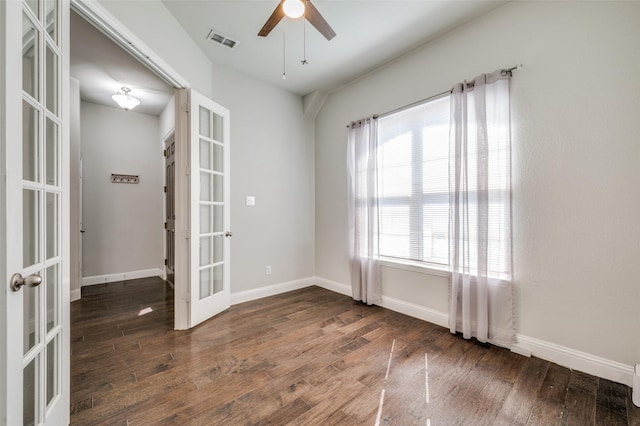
[380,293,449,329]
[312,276,351,297]
[512,334,634,387]
[312,276,634,387]
[70,288,81,302]
[230,277,315,305]
[312,276,449,328]
[81,268,164,286]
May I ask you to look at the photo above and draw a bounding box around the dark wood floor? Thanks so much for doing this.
[70,277,640,425]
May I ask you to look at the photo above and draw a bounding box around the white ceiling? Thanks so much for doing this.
[70,11,174,116]
[70,1,506,115]
[162,0,506,96]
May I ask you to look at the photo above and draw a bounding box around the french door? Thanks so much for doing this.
[2,0,70,425]
[188,90,231,327]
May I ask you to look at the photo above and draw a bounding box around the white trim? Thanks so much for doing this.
[70,289,81,302]
[312,276,448,328]
[380,258,449,278]
[312,276,351,297]
[81,268,164,286]
[512,334,634,387]
[70,0,188,89]
[173,90,189,330]
[380,294,449,328]
[230,277,315,305]
[313,276,634,387]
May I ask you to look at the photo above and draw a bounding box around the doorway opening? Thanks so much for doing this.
[69,7,178,313]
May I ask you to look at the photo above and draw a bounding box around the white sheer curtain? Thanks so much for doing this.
[347,117,382,305]
[448,70,515,347]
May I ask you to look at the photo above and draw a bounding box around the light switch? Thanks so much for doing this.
[246,196,255,206]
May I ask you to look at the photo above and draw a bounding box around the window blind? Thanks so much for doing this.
[377,95,450,265]
[376,91,510,277]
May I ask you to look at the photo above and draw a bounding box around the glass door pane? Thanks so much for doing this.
[45,192,58,259]
[23,283,39,355]
[23,101,40,182]
[45,0,57,43]
[45,264,58,332]
[46,336,58,407]
[45,118,58,185]
[45,43,58,114]
[23,358,37,425]
[23,189,40,268]
[22,13,38,98]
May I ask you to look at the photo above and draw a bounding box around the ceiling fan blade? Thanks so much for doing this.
[305,0,336,40]
[258,1,285,37]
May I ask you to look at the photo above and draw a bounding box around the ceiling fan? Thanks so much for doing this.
[258,0,336,41]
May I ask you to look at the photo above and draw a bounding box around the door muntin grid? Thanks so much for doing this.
[21,0,63,423]
[198,106,225,300]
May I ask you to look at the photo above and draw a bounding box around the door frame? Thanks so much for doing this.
[173,89,190,329]
[69,0,194,329]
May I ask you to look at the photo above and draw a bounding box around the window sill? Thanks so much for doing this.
[380,257,450,278]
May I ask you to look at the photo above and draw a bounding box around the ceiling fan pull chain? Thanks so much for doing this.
[301,16,308,65]
[282,31,287,80]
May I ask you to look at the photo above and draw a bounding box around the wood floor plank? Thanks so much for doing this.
[478,345,528,384]
[493,356,549,425]
[597,378,630,424]
[563,388,596,425]
[526,362,570,425]
[562,370,599,425]
[70,278,635,425]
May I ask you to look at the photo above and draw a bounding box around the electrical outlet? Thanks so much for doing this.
[246,196,255,206]
[266,265,272,275]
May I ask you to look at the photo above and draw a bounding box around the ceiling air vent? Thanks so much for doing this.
[206,30,239,50]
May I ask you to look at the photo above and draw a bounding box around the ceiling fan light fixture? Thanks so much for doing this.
[283,0,305,19]
[112,87,140,111]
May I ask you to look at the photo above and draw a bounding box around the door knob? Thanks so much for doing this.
[225,231,233,237]
[10,273,42,292]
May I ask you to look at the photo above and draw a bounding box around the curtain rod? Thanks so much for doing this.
[347,64,523,127]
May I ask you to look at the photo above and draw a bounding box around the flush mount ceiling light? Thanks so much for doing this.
[112,87,140,111]
[283,0,305,19]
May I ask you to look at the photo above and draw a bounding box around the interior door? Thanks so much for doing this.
[165,134,175,285]
[2,0,69,425]
[189,89,231,327]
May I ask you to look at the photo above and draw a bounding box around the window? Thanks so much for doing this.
[377,93,510,277]
[378,95,450,267]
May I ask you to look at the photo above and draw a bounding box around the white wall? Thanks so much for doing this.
[80,101,164,278]
[159,94,175,141]
[315,0,640,373]
[97,1,315,292]
[211,69,313,292]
